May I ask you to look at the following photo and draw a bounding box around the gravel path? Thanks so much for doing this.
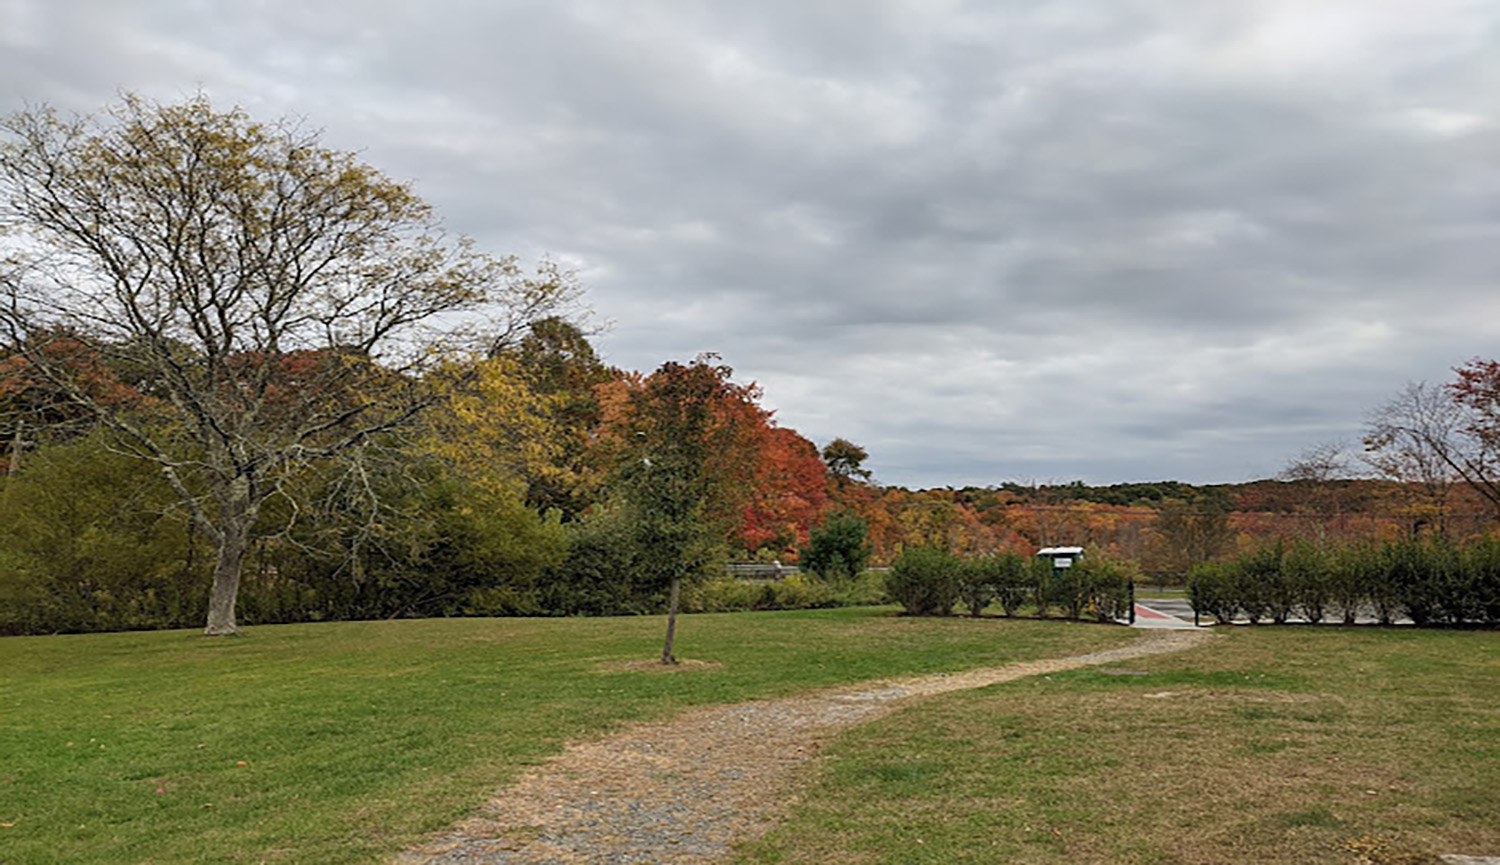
[395,631,1212,865]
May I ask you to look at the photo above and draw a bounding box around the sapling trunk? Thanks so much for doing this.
[660,577,681,665]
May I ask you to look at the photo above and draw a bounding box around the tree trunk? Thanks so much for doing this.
[660,576,681,665]
[204,486,255,636]
[8,423,21,476]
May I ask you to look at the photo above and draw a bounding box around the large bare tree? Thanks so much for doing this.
[1363,381,1470,532]
[0,95,576,634]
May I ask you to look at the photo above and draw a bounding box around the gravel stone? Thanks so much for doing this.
[395,632,1211,864]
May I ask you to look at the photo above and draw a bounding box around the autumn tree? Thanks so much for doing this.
[504,316,614,517]
[1276,440,1363,538]
[0,332,148,471]
[611,356,763,664]
[738,426,828,557]
[1143,499,1234,582]
[0,95,578,635]
[420,354,560,498]
[1446,358,1500,514]
[1363,381,1472,533]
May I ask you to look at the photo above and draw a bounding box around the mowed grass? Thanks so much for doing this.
[0,608,1140,864]
[738,626,1500,864]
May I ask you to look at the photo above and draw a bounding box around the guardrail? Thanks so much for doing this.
[725,563,800,580]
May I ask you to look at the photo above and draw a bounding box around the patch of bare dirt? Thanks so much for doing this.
[599,659,725,673]
[395,631,1212,864]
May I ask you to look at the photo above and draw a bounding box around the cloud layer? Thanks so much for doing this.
[4,0,1498,485]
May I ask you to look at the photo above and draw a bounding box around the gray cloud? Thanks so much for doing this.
[3,0,1498,485]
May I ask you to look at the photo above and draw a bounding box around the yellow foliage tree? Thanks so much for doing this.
[420,355,562,500]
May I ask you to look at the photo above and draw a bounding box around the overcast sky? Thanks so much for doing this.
[4,1,1498,487]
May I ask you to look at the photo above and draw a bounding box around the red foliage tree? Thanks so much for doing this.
[1446,358,1500,515]
[738,426,829,558]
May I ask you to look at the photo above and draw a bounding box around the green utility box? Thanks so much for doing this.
[1035,546,1084,574]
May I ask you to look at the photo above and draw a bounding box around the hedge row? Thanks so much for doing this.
[887,548,1135,622]
[1189,538,1500,627]
[680,571,888,613]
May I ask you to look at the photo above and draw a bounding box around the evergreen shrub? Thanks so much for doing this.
[887,547,962,616]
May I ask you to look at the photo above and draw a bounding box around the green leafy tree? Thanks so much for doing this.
[506,316,614,518]
[0,432,205,634]
[0,95,578,635]
[821,437,872,481]
[799,513,872,583]
[615,356,761,663]
[262,450,565,622]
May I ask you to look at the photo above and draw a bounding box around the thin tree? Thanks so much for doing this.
[616,356,762,664]
[0,95,578,635]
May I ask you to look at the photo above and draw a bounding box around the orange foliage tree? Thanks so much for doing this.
[738,426,828,559]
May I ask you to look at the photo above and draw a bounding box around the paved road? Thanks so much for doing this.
[1138,597,1198,622]
[1130,601,1203,629]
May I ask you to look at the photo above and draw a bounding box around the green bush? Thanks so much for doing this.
[1188,562,1237,625]
[683,574,834,612]
[961,552,1027,616]
[1234,545,1280,624]
[1077,554,1136,622]
[957,559,995,617]
[539,505,659,616]
[1029,556,1059,618]
[1329,543,1374,624]
[1284,541,1330,624]
[0,434,206,635]
[799,513,872,583]
[264,466,566,622]
[760,574,839,610]
[834,568,891,607]
[887,547,961,616]
[1189,537,1500,629]
[1466,539,1500,625]
[683,572,874,613]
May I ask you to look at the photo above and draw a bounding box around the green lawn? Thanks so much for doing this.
[0,608,1138,864]
[737,626,1500,864]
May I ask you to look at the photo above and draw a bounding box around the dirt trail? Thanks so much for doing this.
[395,631,1212,864]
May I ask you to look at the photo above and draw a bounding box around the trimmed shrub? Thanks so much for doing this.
[1285,541,1330,624]
[957,559,996,617]
[1030,555,1060,618]
[1329,543,1374,624]
[1467,539,1500,625]
[1189,537,1500,629]
[888,547,961,616]
[1234,544,1280,624]
[966,552,1028,617]
[1078,555,1136,622]
[1188,561,1238,625]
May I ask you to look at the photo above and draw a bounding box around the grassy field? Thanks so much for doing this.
[737,626,1500,864]
[0,607,1139,864]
